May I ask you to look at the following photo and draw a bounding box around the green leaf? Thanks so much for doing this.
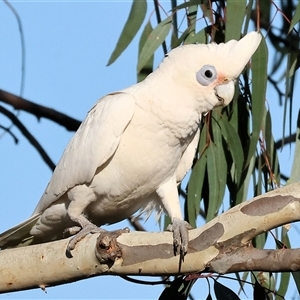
[211,114,227,202]
[206,143,222,221]
[171,27,192,48]
[183,2,198,44]
[214,280,241,300]
[253,232,266,251]
[282,51,298,145]
[225,0,247,41]
[289,110,300,183]
[137,21,154,82]
[245,35,268,167]
[107,0,147,66]
[276,270,290,299]
[137,16,172,73]
[243,0,253,35]
[171,0,199,12]
[187,124,208,227]
[159,276,196,300]
[235,155,255,204]
[253,281,268,300]
[219,117,244,183]
[264,109,280,186]
[292,271,300,295]
[275,230,290,299]
[289,1,300,33]
[255,152,263,196]
[237,271,249,296]
[187,155,207,227]
[184,28,207,45]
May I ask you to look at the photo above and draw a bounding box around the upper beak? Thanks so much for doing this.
[214,80,235,107]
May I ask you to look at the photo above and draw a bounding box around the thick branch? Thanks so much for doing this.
[210,246,300,273]
[1,182,300,293]
[0,89,81,131]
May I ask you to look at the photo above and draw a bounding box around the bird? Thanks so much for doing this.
[0,32,262,256]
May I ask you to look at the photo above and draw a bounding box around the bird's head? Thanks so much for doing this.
[161,32,262,113]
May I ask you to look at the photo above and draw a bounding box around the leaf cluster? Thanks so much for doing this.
[107,0,300,298]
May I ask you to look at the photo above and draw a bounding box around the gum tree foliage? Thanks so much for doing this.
[107,1,300,297]
[1,0,300,299]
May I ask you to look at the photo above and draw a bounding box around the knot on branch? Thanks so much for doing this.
[95,228,129,265]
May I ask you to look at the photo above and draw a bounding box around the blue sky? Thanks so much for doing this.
[0,1,300,299]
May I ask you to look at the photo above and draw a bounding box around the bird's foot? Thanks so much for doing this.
[167,218,193,256]
[65,215,130,258]
[65,221,105,257]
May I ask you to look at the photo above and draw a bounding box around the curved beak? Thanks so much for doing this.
[214,80,235,107]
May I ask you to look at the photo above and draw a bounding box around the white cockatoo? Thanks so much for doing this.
[0,32,261,255]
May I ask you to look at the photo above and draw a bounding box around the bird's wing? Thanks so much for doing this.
[33,91,135,214]
[176,128,200,183]
[0,213,42,247]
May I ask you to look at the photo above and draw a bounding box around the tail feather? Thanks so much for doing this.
[0,213,41,249]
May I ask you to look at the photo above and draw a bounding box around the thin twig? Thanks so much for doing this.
[0,124,19,144]
[171,0,178,39]
[153,0,168,55]
[4,0,26,96]
[0,105,56,171]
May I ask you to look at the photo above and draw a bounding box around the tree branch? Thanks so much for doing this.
[0,105,55,171]
[0,89,81,132]
[1,182,300,293]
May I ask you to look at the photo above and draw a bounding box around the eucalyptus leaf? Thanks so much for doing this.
[137,16,172,73]
[107,0,147,66]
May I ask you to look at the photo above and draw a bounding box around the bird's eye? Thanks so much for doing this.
[196,65,217,86]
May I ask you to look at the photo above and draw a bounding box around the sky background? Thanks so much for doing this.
[0,1,299,299]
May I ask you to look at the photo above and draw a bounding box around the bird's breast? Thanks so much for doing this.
[85,103,197,224]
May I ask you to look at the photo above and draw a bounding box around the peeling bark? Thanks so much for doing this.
[1,183,300,293]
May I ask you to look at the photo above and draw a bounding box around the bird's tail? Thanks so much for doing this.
[0,213,42,249]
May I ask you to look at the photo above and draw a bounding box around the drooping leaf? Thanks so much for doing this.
[264,109,280,186]
[255,272,276,297]
[206,293,213,300]
[159,276,196,300]
[275,272,289,300]
[211,113,227,208]
[254,151,263,196]
[282,51,298,147]
[171,0,199,12]
[172,26,194,48]
[219,117,244,184]
[184,28,207,45]
[289,110,300,183]
[137,16,172,73]
[183,2,198,45]
[137,21,154,82]
[187,155,207,227]
[206,143,222,221]
[107,0,147,66]
[245,35,268,167]
[275,230,290,299]
[288,1,300,33]
[292,271,300,295]
[225,0,247,41]
[237,271,249,296]
[214,280,241,300]
[253,281,269,300]
[187,124,208,227]
[243,0,253,34]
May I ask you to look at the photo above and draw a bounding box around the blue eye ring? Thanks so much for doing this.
[196,65,217,86]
